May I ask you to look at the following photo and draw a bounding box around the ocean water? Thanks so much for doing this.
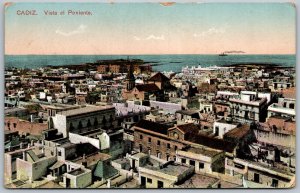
[5,54,296,73]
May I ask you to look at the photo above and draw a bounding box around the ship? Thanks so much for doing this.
[219,52,228,56]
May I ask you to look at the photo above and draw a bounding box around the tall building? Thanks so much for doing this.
[125,63,135,91]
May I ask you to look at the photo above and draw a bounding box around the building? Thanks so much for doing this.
[267,98,295,121]
[229,91,268,123]
[225,158,294,188]
[50,105,116,138]
[213,119,240,139]
[132,120,237,162]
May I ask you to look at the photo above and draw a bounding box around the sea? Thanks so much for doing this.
[5,54,296,73]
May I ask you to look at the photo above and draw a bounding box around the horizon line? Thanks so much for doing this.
[5,53,296,56]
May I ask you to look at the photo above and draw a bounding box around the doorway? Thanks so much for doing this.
[66,178,71,188]
[141,176,146,187]
[254,173,260,183]
[158,180,164,188]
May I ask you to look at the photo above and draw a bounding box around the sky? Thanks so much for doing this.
[5,3,296,55]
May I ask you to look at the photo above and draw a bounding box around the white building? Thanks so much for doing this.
[267,98,296,121]
[229,91,268,123]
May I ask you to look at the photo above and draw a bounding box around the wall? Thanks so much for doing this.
[149,101,182,114]
[31,156,57,181]
[134,130,185,161]
[247,169,290,188]
[5,117,47,136]
[74,170,92,188]
[253,129,295,150]
[213,122,238,139]
[52,114,67,137]
[69,132,102,149]
[16,158,32,181]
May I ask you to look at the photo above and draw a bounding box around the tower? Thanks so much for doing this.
[125,63,135,91]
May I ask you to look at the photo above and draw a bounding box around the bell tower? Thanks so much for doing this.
[125,62,135,91]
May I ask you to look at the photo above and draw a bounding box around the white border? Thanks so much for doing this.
[0,0,298,192]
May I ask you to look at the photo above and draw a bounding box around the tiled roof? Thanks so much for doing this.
[135,84,160,92]
[224,124,251,140]
[134,119,171,135]
[185,132,237,153]
[148,72,170,82]
[176,123,200,134]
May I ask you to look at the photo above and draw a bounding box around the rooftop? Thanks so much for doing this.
[74,152,111,166]
[143,162,191,177]
[224,124,251,140]
[68,168,87,176]
[56,105,114,117]
[148,72,170,82]
[135,84,160,92]
[185,132,237,153]
[182,146,221,157]
[134,119,171,135]
[176,110,199,116]
[177,173,219,188]
[268,104,295,115]
[229,97,267,106]
[174,123,200,135]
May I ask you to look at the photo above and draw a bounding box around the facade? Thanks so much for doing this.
[267,98,296,121]
[229,91,268,123]
[50,105,116,138]
[226,158,294,188]
[132,120,237,162]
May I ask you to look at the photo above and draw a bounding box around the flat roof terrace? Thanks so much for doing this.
[57,105,114,117]
[144,162,192,177]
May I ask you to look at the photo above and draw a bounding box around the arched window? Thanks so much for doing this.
[109,115,113,122]
[87,119,91,127]
[78,121,83,129]
[102,117,107,125]
[69,122,74,130]
[94,118,98,126]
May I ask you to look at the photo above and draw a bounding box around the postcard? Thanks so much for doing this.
[4,1,296,189]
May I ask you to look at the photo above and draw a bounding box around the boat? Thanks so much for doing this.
[219,52,228,56]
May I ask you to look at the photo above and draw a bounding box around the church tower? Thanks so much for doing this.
[125,62,135,91]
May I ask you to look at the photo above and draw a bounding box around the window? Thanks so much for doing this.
[254,173,260,183]
[283,102,287,108]
[13,123,17,128]
[78,121,83,129]
[148,137,151,143]
[58,151,62,156]
[174,146,178,151]
[199,162,204,169]
[190,160,195,166]
[181,158,186,164]
[271,179,278,187]
[166,155,170,161]
[94,118,98,126]
[157,151,161,159]
[289,103,295,109]
[147,178,152,184]
[167,143,171,149]
[87,119,91,127]
[140,135,143,140]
